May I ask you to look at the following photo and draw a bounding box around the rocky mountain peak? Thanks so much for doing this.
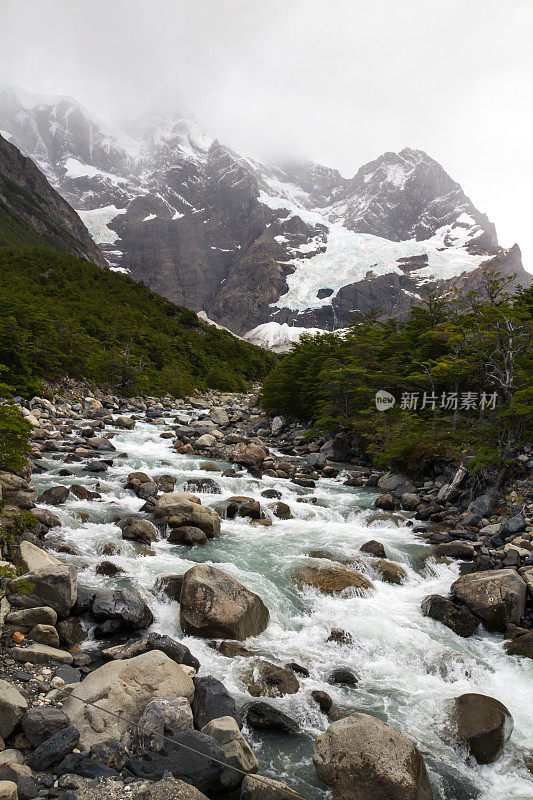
[0,85,528,343]
[333,146,498,251]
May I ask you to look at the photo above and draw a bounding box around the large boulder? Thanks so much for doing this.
[114,415,135,430]
[319,436,351,462]
[465,494,495,525]
[32,507,61,528]
[9,543,77,618]
[13,541,57,573]
[155,574,184,602]
[0,680,27,739]
[128,729,227,793]
[62,650,194,749]
[28,623,60,647]
[504,630,533,658]
[433,541,476,559]
[202,716,258,791]
[38,485,70,506]
[180,565,269,640]
[0,764,39,800]
[191,676,238,729]
[295,562,373,594]
[450,693,513,764]
[0,472,37,508]
[421,595,479,638]
[0,781,18,800]
[451,569,527,632]
[371,559,407,585]
[27,725,80,770]
[167,526,207,546]
[118,518,158,544]
[195,433,216,448]
[245,702,299,735]
[226,496,262,520]
[5,606,57,628]
[57,616,86,648]
[374,493,398,511]
[313,713,433,800]
[401,493,421,511]
[377,472,415,497]
[232,443,266,470]
[210,408,229,427]
[102,633,200,671]
[91,589,153,631]
[133,697,194,751]
[11,642,73,665]
[22,706,70,747]
[76,776,210,799]
[360,540,386,558]
[125,471,151,488]
[154,493,220,537]
[242,659,300,698]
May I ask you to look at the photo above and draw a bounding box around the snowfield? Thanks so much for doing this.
[244,321,325,352]
[258,180,488,311]
[63,157,128,185]
[273,222,488,311]
[78,205,127,244]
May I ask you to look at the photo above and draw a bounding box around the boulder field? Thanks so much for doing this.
[0,387,531,800]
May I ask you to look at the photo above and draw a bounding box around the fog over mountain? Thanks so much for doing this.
[1,0,531,272]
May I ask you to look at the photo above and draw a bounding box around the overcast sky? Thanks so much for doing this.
[1,0,532,270]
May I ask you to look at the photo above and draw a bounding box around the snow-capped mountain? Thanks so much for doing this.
[0,85,528,340]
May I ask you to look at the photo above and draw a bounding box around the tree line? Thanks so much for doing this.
[261,274,533,477]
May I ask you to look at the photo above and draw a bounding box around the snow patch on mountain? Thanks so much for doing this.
[64,157,128,185]
[244,321,324,352]
[78,205,127,244]
[274,220,488,311]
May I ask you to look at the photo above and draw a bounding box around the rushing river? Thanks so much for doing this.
[31,410,533,800]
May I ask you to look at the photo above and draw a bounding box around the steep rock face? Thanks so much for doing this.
[0,133,107,265]
[335,148,498,251]
[1,86,529,338]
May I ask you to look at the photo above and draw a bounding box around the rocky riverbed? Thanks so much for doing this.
[0,387,532,800]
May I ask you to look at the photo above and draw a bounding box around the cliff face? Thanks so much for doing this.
[0,133,107,265]
[1,87,529,338]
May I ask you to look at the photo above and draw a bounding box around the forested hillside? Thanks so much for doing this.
[0,247,273,397]
[262,274,533,475]
[0,133,106,265]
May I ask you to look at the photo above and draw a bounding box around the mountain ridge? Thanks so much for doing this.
[0,132,107,264]
[1,85,529,344]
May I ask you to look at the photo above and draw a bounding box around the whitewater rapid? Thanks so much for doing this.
[31,411,533,799]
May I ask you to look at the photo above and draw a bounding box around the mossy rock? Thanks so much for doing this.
[295,562,374,594]
[372,558,407,585]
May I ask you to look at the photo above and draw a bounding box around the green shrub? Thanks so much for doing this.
[0,404,30,472]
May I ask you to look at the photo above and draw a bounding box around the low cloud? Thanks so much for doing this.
[1,0,531,268]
